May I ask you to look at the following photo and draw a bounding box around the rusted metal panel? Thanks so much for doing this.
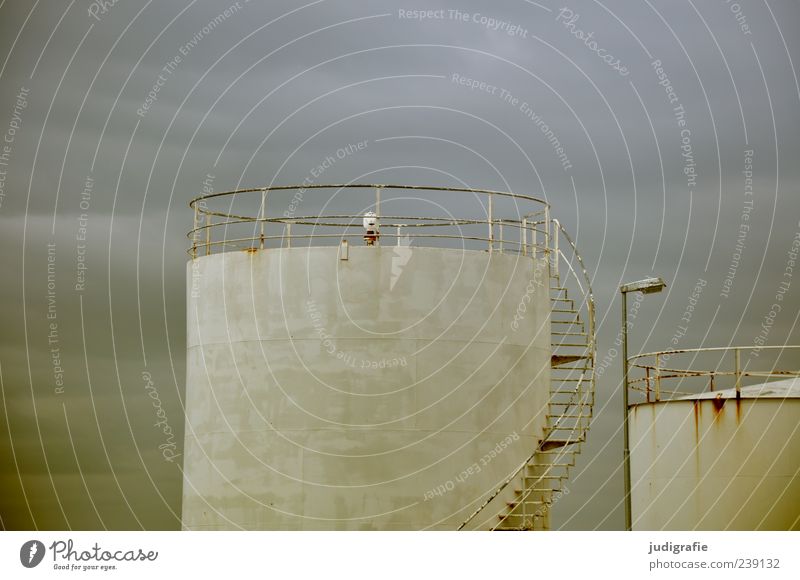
[630,392,800,530]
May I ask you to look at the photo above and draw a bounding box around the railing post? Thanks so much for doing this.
[375,186,381,247]
[260,190,266,250]
[544,206,551,261]
[488,194,493,253]
[655,353,661,401]
[522,218,528,257]
[205,214,211,256]
[734,348,741,398]
[551,219,560,279]
[645,366,651,403]
[191,203,198,259]
[286,222,292,248]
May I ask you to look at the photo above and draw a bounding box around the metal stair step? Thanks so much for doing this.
[506,500,549,509]
[551,354,589,368]
[529,457,573,465]
[525,467,569,474]
[551,319,584,326]
[550,297,575,305]
[550,404,593,412]
[547,414,587,421]
[547,397,592,402]
[497,513,546,524]
[548,426,586,432]
[551,348,590,354]
[548,395,592,402]
[527,461,573,469]
[548,399,592,405]
[537,447,579,455]
[541,440,581,452]
[550,405,594,419]
[520,482,564,499]
[551,365,592,370]
[548,393,591,398]
[549,390,587,396]
[523,476,565,484]
[495,519,545,531]
[546,429,584,435]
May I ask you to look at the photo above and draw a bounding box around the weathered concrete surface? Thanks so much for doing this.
[183,246,550,529]
[630,394,800,530]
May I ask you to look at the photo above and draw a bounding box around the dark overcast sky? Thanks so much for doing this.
[1,0,799,530]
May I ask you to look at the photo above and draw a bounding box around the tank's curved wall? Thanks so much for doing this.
[182,246,551,529]
[630,398,800,530]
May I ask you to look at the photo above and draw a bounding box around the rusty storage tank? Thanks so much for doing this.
[181,184,596,530]
[628,346,800,530]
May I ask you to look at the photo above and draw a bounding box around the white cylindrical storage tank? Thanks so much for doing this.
[630,378,800,530]
[182,243,552,529]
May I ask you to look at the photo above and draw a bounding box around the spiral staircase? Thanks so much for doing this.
[459,220,596,531]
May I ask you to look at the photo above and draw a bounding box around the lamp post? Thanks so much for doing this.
[620,277,666,531]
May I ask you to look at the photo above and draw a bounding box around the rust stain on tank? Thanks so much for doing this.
[735,397,742,422]
[709,394,727,425]
[691,401,701,474]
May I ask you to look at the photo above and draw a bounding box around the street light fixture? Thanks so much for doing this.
[621,277,667,295]
[621,276,666,531]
